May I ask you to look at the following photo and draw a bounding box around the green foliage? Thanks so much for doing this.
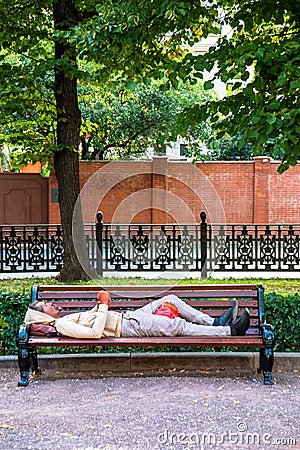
[0,290,30,355]
[3,1,298,177]
[75,1,219,84]
[265,292,300,352]
[0,52,57,172]
[79,79,214,160]
[193,133,285,162]
[182,0,300,171]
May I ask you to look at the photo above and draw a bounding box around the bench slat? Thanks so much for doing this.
[37,290,258,300]
[28,335,263,347]
[48,300,259,309]
[57,305,258,314]
[37,284,259,292]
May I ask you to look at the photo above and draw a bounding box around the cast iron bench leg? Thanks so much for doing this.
[257,325,275,385]
[17,324,31,387]
[30,347,42,376]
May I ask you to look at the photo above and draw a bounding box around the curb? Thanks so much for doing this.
[1,352,299,373]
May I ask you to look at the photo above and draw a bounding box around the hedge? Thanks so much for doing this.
[0,290,30,355]
[265,292,300,353]
[0,290,299,355]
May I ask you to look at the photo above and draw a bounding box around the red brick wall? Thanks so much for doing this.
[195,161,255,223]
[48,157,300,224]
[269,162,300,223]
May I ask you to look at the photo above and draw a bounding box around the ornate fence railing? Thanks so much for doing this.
[1,212,300,275]
[0,225,65,273]
[207,223,300,272]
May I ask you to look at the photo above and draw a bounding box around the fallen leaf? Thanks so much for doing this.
[217,386,224,391]
[0,423,14,430]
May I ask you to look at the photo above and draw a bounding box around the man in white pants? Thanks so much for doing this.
[24,291,250,339]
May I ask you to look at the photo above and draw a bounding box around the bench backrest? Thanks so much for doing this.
[31,284,265,336]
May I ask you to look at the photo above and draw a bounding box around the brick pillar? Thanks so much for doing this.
[48,169,61,224]
[151,157,168,223]
[253,156,271,223]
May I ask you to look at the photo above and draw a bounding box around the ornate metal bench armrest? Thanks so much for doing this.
[17,323,30,347]
[261,322,275,339]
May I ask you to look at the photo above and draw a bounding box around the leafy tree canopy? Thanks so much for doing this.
[1,1,299,173]
[0,1,218,171]
[79,79,214,161]
[179,0,300,172]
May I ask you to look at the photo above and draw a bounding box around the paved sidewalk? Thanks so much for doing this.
[0,367,299,450]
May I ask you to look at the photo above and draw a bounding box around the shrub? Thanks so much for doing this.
[0,290,30,355]
[265,292,300,352]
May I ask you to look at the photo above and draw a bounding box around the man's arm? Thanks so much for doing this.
[54,292,112,339]
[55,304,109,338]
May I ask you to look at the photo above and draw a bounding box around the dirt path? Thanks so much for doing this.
[1,369,299,450]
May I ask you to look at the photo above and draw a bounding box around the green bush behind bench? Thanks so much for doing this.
[0,290,299,355]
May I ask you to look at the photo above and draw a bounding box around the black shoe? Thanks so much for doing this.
[213,300,238,326]
[230,309,250,336]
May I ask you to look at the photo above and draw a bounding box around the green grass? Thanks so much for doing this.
[0,275,300,295]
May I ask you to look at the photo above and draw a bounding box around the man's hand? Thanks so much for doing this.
[97,291,111,308]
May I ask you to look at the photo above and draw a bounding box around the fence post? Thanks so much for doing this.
[96,211,103,276]
[200,210,207,278]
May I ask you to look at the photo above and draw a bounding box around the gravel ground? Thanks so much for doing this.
[0,369,299,450]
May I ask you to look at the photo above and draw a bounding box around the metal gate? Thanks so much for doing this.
[0,173,48,224]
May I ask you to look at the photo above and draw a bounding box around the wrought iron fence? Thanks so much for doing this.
[0,225,65,273]
[208,223,300,272]
[1,212,300,275]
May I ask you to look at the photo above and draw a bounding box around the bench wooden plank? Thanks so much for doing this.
[38,289,259,300]
[28,335,264,347]
[36,284,259,292]
[41,300,259,309]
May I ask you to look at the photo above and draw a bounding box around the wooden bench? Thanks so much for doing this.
[17,284,275,386]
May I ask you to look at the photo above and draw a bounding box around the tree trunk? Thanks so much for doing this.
[53,0,89,281]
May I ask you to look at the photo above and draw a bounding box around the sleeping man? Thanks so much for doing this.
[24,291,250,339]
